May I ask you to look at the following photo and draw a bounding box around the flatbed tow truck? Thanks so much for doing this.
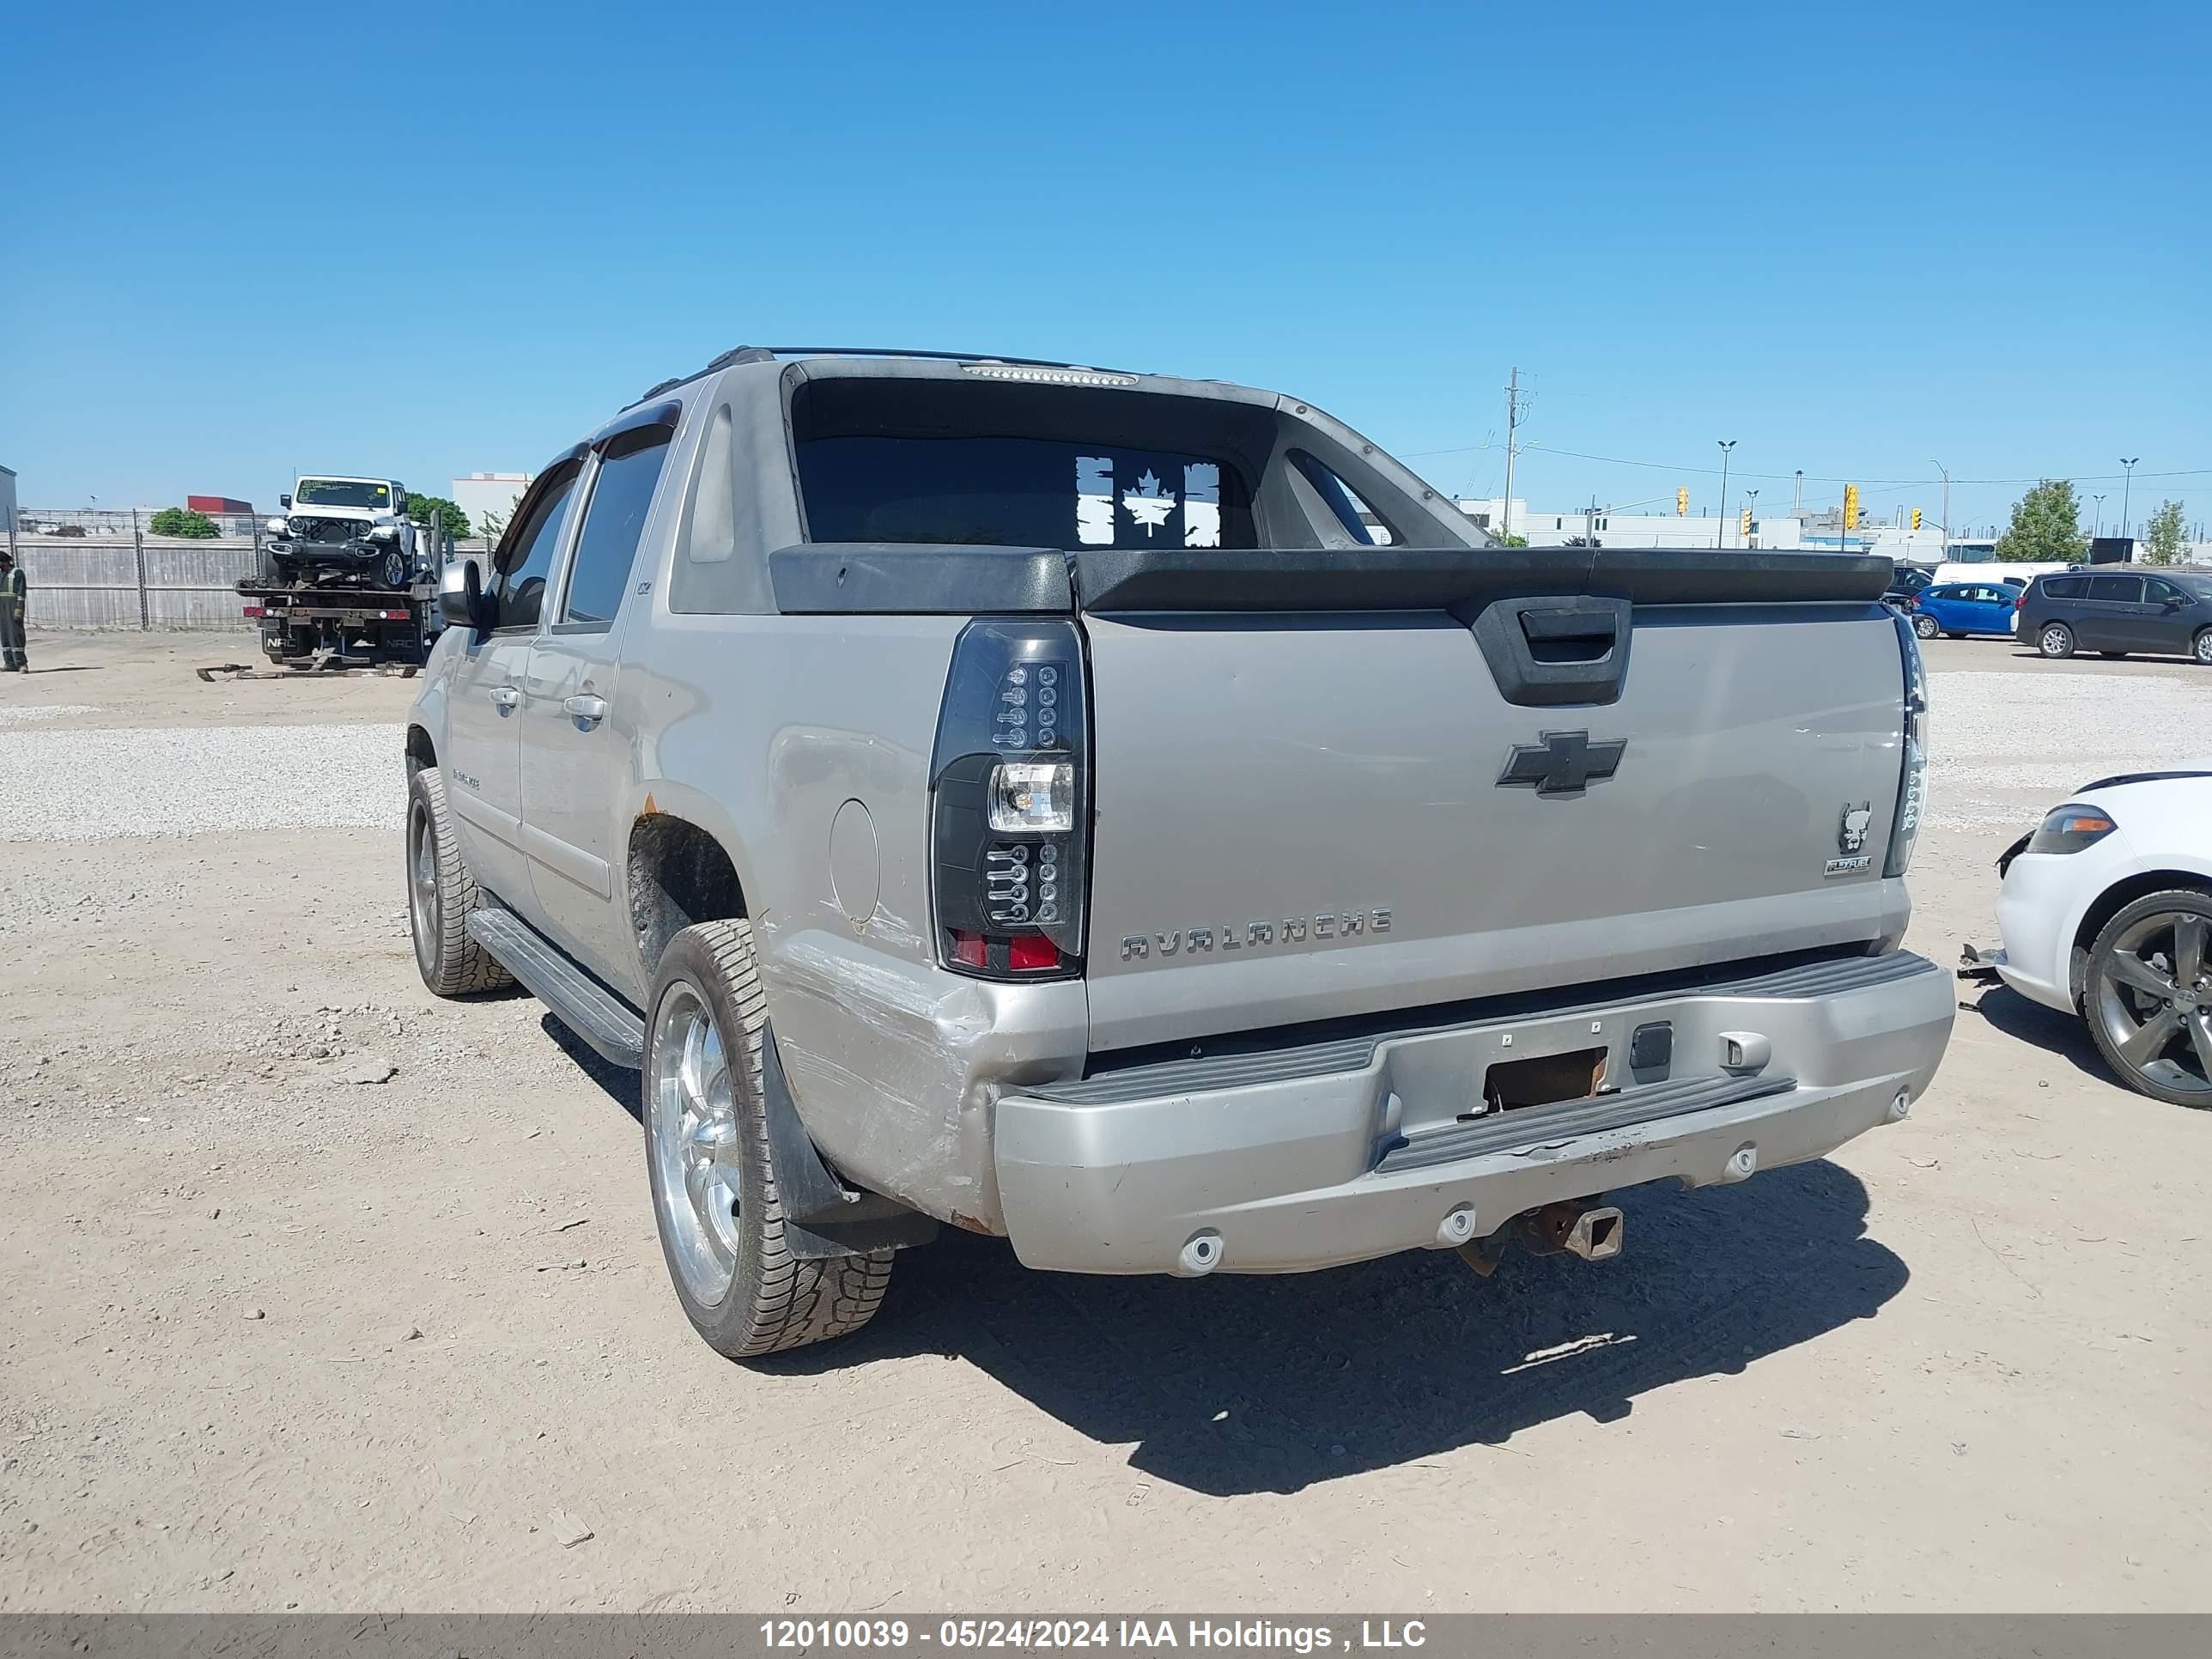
[197,576,441,681]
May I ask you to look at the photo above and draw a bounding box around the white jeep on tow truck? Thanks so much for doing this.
[265,476,421,591]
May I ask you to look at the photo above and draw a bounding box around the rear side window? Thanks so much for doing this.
[561,428,674,626]
[2039,576,2087,599]
[1291,453,1382,545]
[798,435,1256,550]
[2087,575,2143,603]
[494,464,582,631]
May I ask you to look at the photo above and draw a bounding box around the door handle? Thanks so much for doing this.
[562,694,609,727]
[490,686,521,712]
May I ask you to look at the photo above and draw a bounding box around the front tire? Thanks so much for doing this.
[2083,890,2212,1109]
[405,766,514,996]
[1912,613,1940,639]
[2038,622,2076,659]
[379,548,410,590]
[643,921,893,1358]
[2194,628,2212,666]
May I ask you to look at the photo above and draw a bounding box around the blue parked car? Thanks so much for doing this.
[1910,580,2022,641]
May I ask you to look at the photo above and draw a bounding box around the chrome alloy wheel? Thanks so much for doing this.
[2092,909,2212,1100]
[406,797,439,979]
[2039,624,2071,657]
[649,982,744,1304]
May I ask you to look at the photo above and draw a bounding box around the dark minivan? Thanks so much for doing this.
[2019,568,2212,663]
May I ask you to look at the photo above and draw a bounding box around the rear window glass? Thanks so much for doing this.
[2087,575,2143,602]
[797,435,1256,550]
[790,376,1270,552]
[2039,576,2086,599]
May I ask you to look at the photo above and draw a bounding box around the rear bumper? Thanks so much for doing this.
[994,951,1954,1274]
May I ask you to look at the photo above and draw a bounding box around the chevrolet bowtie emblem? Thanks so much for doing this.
[1497,731,1626,798]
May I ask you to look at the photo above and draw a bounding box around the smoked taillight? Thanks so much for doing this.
[930,619,1088,980]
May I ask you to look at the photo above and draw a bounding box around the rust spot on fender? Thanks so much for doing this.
[950,1212,993,1235]
[641,793,659,816]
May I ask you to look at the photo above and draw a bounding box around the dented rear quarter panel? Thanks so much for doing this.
[619,610,1088,1230]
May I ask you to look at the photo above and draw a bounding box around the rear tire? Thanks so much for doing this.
[2194,628,2212,666]
[643,921,893,1358]
[405,766,514,996]
[2038,622,2075,659]
[1912,613,1940,640]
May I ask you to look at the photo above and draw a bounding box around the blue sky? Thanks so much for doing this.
[3,1,2207,538]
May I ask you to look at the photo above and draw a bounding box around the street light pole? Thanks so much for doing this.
[1792,469,1803,518]
[1929,459,1949,558]
[1745,488,1759,550]
[1716,440,1737,549]
[2118,457,2140,544]
[2092,494,2106,539]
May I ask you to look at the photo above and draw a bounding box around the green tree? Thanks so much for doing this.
[404,494,474,544]
[1994,479,2088,564]
[1492,532,1529,548]
[148,506,218,538]
[2139,499,2186,567]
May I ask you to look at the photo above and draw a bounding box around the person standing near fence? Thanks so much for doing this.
[0,550,27,672]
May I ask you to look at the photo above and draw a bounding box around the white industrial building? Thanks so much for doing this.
[452,472,532,539]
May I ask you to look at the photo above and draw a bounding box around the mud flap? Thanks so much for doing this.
[759,1026,940,1260]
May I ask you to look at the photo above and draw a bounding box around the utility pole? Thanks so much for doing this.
[1929,459,1949,558]
[1499,368,1524,540]
[2118,457,2140,544]
[1715,440,1737,549]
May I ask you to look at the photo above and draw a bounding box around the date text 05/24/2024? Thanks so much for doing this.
[759,1620,1431,1653]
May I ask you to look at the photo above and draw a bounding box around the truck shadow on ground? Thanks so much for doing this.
[1967,984,2118,1087]
[538,1018,1906,1496]
[822,1161,1899,1497]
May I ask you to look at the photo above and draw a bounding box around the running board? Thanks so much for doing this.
[465,909,646,1068]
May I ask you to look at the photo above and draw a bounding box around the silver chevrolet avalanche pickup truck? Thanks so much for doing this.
[404,346,1952,1359]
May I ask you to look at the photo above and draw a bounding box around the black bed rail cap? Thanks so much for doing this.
[769,544,1074,615]
[1069,544,1893,612]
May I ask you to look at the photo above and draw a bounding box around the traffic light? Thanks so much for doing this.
[1844,483,1861,531]
[1911,508,1923,531]
[1740,508,1753,539]
[1677,488,1689,518]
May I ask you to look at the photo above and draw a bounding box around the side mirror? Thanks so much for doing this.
[439,557,495,632]
[279,493,293,510]
[2164,594,2185,610]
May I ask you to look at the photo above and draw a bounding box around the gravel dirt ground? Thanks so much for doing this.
[2,628,2209,1613]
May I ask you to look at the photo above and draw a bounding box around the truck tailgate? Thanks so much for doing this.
[1075,548,1909,1052]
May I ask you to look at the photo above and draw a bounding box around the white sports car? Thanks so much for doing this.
[1969,766,2212,1106]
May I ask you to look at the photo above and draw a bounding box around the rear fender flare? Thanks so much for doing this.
[623,776,763,938]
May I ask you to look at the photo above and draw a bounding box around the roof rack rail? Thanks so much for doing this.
[629,345,1142,409]
[731,345,1137,373]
